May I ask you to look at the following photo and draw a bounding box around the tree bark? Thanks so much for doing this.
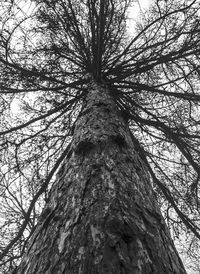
[17,81,186,273]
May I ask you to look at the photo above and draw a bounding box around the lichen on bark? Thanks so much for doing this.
[17,81,186,274]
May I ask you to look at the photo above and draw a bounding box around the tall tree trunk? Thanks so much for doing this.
[17,81,186,273]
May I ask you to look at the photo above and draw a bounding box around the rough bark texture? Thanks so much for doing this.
[17,82,186,273]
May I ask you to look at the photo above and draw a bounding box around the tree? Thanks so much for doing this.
[0,0,200,272]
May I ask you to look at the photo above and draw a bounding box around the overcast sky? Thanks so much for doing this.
[127,0,152,32]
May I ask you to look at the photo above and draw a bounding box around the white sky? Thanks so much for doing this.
[133,0,152,13]
[127,0,152,32]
